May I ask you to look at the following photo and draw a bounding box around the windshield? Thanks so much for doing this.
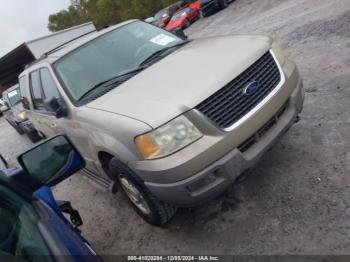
[171,8,191,20]
[54,21,183,102]
[7,88,21,107]
[154,10,169,20]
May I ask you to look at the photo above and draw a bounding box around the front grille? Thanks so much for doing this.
[196,51,281,129]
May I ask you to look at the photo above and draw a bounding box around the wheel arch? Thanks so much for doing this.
[97,150,135,181]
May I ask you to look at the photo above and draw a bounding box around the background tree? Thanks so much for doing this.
[48,0,177,32]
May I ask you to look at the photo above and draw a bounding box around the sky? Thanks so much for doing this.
[0,0,71,57]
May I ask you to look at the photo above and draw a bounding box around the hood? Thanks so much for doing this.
[87,35,272,128]
[190,1,201,9]
[166,17,185,30]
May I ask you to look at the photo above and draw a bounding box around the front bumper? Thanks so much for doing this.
[130,58,304,206]
[19,120,36,134]
[201,0,220,15]
[147,83,303,206]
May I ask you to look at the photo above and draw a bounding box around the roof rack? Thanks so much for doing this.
[40,29,97,59]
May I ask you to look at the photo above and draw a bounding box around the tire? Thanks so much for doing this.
[184,19,191,29]
[109,159,177,226]
[10,121,25,135]
[26,130,42,143]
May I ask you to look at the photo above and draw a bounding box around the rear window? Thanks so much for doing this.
[171,8,192,20]
[155,10,169,19]
[7,88,21,107]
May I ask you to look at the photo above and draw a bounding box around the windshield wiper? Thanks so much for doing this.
[139,41,189,67]
[78,66,147,101]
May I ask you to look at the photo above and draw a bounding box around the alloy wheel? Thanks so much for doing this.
[119,176,151,215]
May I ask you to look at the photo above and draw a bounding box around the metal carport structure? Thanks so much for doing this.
[0,44,35,93]
[0,22,96,95]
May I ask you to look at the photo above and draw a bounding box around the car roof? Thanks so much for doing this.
[2,84,19,96]
[23,20,138,70]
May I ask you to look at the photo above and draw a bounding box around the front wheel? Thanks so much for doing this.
[26,130,42,143]
[184,19,191,28]
[109,160,177,226]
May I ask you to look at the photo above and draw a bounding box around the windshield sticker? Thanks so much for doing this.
[150,34,176,46]
[8,90,18,98]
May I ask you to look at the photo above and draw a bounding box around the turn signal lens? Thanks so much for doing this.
[18,111,26,121]
[135,134,160,159]
[135,115,202,159]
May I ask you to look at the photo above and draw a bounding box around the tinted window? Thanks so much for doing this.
[7,88,21,107]
[0,183,53,259]
[30,71,45,110]
[40,68,60,101]
[21,136,77,185]
[171,8,192,20]
[154,10,169,19]
[54,21,183,102]
[19,76,30,110]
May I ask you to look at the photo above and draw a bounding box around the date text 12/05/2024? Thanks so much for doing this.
[127,256,220,261]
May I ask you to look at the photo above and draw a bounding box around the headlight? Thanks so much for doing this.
[135,115,203,159]
[18,111,26,121]
[271,41,285,66]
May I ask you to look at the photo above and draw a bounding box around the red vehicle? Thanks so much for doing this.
[152,1,188,28]
[190,0,201,10]
[165,6,200,31]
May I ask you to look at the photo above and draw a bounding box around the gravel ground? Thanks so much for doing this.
[1,0,349,257]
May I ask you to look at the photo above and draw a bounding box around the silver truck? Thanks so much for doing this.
[19,20,304,225]
[1,85,41,142]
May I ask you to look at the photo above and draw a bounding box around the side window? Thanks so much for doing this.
[0,183,52,259]
[29,71,45,110]
[40,68,60,102]
[19,77,30,110]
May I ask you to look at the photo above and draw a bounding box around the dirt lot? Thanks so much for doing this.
[1,0,350,257]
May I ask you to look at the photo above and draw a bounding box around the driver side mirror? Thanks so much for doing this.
[172,28,188,40]
[44,97,67,118]
[17,135,85,188]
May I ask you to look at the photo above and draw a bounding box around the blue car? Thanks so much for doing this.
[0,135,102,261]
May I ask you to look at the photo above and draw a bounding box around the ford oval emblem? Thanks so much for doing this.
[243,81,260,96]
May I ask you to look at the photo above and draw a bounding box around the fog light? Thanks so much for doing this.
[187,173,218,193]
